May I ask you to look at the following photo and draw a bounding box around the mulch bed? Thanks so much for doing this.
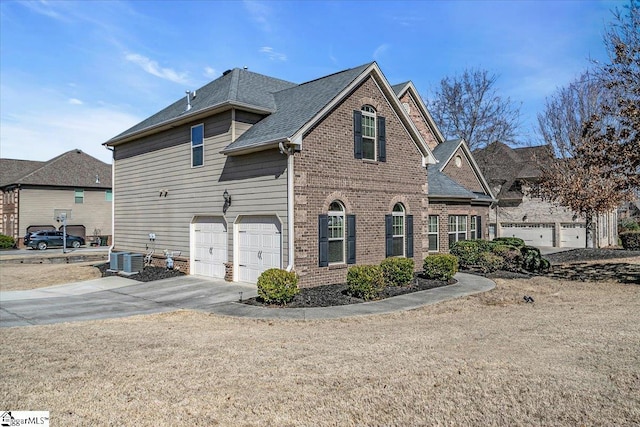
[97,263,186,282]
[242,274,455,308]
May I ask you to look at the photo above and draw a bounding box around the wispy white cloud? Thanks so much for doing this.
[20,0,68,21]
[259,46,287,61]
[243,0,272,32]
[203,66,218,78]
[125,53,190,85]
[373,43,390,60]
[68,98,83,105]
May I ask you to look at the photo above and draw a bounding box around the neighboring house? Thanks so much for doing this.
[618,199,640,223]
[104,62,493,287]
[0,149,113,247]
[474,141,618,248]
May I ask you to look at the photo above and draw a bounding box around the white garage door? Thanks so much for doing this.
[560,223,586,248]
[238,216,282,283]
[193,218,227,279]
[500,223,555,247]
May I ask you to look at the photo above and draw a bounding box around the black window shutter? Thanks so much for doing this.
[353,110,363,159]
[476,215,482,240]
[406,215,414,258]
[347,215,356,264]
[318,215,328,267]
[385,214,393,257]
[377,116,386,162]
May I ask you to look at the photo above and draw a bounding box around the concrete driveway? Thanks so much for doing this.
[0,276,257,328]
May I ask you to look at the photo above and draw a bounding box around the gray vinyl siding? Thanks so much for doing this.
[18,187,112,238]
[113,110,289,265]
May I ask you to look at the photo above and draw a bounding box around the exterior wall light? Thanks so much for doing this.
[223,189,232,213]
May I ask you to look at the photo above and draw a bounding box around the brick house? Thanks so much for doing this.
[474,141,618,248]
[0,149,113,247]
[105,63,493,287]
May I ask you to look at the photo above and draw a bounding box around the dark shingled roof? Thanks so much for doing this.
[474,142,553,199]
[0,149,112,189]
[224,63,372,153]
[432,139,463,170]
[110,68,297,142]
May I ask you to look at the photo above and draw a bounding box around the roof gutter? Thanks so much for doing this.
[221,136,301,156]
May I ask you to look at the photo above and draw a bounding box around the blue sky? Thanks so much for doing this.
[0,0,619,164]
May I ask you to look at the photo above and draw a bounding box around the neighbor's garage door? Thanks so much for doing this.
[193,217,227,279]
[500,223,555,247]
[560,223,586,248]
[238,216,282,283]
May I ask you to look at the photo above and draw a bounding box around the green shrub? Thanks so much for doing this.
[491,244,522,272]
[423,254,458,281]
[492,237,526,248]
[449,240,481,267]
[380,257,415,287]
[618,218,640,232]
[346,265,385,301]
[620,231,640,250]
[0,234,15,249]
[477,251,504,273]
[520,246,550,273]
[256,268,299,305]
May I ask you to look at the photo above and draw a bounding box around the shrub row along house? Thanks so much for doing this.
[103,62,495,287]
[0,149,113,247]
[474,142,618,248]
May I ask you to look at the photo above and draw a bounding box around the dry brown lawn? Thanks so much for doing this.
[1,267,639,426]
[0,262,102,291]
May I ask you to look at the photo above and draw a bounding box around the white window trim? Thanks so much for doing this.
[392,203,405,257]
[74,189,84,204]
[471,215,477,239]
[428,215,439,252]
[448,215,467,243]
[361,105,377,161]
[191,123,204,168]
[328,202,345,264]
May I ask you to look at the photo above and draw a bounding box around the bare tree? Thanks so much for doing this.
[536,1,640,248]
[536,75,616,248]
[426,69,521,150]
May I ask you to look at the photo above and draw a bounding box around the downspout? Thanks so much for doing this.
[279,141,295,272]
[105,146,115,262]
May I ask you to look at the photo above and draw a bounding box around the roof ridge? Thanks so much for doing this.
[17,150,72,183]
[290,62,374,89]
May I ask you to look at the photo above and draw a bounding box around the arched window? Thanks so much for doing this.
[392,203,405,257]
[361,105,377,160]
[386,203,414,258]
[328,201,345,264]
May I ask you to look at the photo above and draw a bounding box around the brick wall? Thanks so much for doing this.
[428,201,490,253]
[293,76,429,288]
[441,147,484,193]
[398,92,439,151]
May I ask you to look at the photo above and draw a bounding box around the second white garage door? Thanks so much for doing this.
[560,223,586,248]
[237,216,282,283]
[500,223,555,247]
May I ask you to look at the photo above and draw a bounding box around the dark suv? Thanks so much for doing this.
[24,231,85,250]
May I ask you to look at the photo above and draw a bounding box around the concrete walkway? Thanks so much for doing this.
[0,273,495,327]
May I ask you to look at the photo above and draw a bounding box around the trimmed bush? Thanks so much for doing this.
[477,251,504,273]
[423,254,458,281]
[0,234,15,249]
[380,257,415,287]
[492,237,526,248]
[618,218,640,232]
[620,231,640,250]
[450,240,482,267]
[491,244,522,272]
[347,265,385,301]
[520,246,550,273]
[256,268,299,305]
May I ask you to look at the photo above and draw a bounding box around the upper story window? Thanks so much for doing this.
[105,190,113,202]
[75,189,84,204]
[191,124,204,167]
[353,106,386,162]
[361,105,377,161]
